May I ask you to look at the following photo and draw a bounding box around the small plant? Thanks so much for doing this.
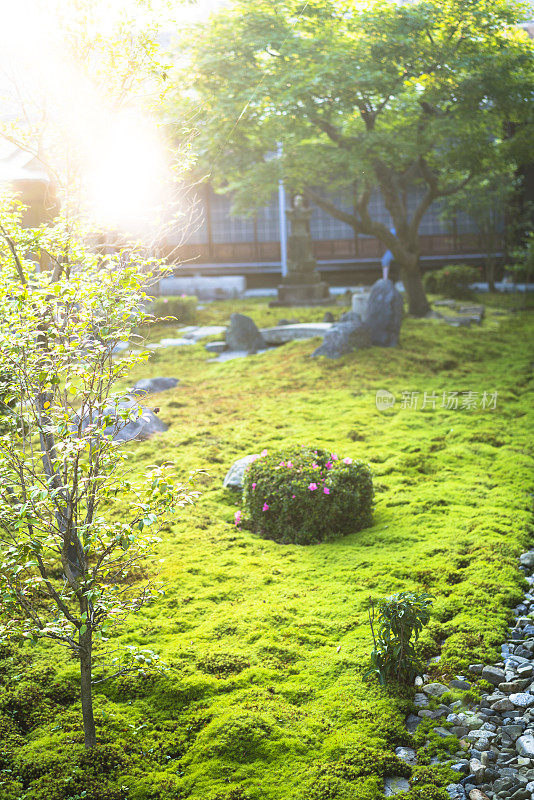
[241,446,373,545]
[149,295,198,324]
[366,592,434,686]
[423,264,479,299]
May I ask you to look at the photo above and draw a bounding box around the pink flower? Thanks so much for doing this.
[234,511,242,525]
[308,483,318,491]
[325,461,333,470]
[287,461,293,468]
[261,449,268,457]
[343,457,353,465]
[252,483,257,490]
[262,503,269,511]
[292,494,295,498]
[312,463,319,469]
[279,461,286,466]
[324,487,330,495]
[331,453,338,461]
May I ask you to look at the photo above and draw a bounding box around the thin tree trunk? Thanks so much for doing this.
[80,626,97,749]
[400,260,431,317]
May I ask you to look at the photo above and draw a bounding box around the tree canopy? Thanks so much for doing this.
[174,0,534,314]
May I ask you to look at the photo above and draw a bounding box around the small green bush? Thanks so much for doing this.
[365,592,433,686]
[423,264,480,299]
[149,295,198,324]
[242,446,373,545]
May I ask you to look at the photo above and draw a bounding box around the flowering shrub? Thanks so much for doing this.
[423,264,479,299]
[241,446,373,545]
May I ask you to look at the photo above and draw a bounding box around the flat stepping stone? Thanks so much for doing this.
[207,349,271,363]
[261,323,332,345]
[159,338,195,347]
[181,325,226,341]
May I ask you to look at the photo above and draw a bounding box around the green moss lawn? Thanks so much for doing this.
[1,296,533,800]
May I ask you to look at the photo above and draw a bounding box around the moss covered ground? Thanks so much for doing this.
[1,295,533,800]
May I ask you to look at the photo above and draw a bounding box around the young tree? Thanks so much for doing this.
[0,192,196,749]
[173,0,534,315]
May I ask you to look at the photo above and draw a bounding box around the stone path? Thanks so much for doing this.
[390,548,534,799]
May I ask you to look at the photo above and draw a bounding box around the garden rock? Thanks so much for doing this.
[510,693,534,708]
[423,682,449,697]
[405,713,422,733]
[482,666,505,686]
[130,377,179,395]
[516,735,534,758]
[364,279,403,346]
[447,784,466,799]
[395,747,417,765]
[384,776,410,796]
[223,455,260,490]
[226,314,265,352]
[311,318,371,358]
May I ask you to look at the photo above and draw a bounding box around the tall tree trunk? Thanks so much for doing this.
[79,625,97,749]
[399,257,430,317]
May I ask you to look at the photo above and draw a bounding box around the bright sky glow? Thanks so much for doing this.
[0,0,227,233]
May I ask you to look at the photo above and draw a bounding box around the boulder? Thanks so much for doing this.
[130,377,179,396]
[223,454,260,489]
[226,314,265,352]
[311,319,371,358]
[364,279,403,346]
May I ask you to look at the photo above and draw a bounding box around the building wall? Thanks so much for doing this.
[165,185,498,264]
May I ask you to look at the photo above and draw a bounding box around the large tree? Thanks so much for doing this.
[174,0,534,315]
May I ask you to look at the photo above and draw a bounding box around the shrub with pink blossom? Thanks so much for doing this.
[241,446,373,545]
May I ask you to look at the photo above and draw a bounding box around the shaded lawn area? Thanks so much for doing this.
[1,298,533,800]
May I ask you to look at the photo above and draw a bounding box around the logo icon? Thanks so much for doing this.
[376,390,395,411]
